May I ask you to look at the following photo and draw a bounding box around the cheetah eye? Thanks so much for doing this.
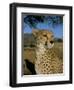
[43,35,47,37]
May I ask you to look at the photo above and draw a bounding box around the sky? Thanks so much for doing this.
[23,16,63,39]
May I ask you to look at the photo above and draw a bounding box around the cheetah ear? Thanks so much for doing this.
[32,29,38,36]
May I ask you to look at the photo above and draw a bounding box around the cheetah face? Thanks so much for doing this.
[32,29,54,49]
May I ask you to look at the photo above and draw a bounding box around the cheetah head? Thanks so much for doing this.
[32,29,54,49]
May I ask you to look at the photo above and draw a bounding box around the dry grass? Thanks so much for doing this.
[23,48,36,64]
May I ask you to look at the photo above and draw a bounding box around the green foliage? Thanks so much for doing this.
[54,38,63,42]
[24,15,63,28]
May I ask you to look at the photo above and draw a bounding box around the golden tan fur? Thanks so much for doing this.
[32,29,63,74]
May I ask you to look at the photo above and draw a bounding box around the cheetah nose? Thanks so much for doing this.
[50,41,54,44]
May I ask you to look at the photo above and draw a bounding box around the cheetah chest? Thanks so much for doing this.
[35,49,53,74]
[35,48,63,74]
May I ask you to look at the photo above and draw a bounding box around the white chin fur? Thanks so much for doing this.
[48,43,54,49]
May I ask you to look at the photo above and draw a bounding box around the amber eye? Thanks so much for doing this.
[43,35,47,37]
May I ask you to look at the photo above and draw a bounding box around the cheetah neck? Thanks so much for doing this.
[36,43,46,55]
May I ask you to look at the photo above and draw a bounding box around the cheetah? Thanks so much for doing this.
[32,29,63,74]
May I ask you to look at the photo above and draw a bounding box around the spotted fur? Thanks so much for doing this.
[32,29,63,74]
